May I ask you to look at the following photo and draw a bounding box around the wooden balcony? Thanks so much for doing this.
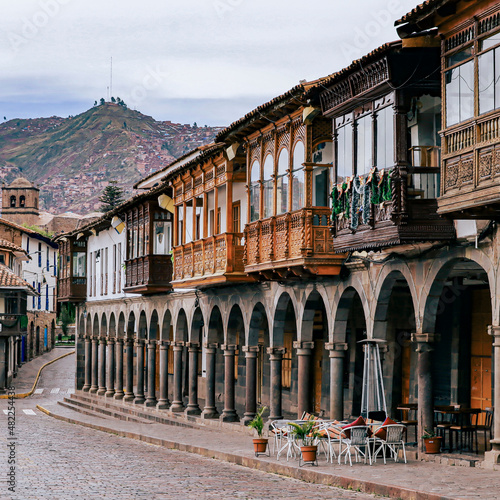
[172,233,253,288]
[439,109,500,218]
[244,208,345,278]
[331,166,455,253]
[58,276,87,303]
[124,255,173,294]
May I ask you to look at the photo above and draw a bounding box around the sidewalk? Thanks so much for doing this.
[16,355,499,500]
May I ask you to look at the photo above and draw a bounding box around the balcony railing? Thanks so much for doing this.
[244,207,343,277]
[331,164,454,252]
[58,276,87,302]
[124,254,173,294]
[440,109,500,216]
[173,233,248,286]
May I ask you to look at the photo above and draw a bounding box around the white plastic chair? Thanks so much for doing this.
[338,425,372,466]
[317,420,345,463]
[372,424,407,464]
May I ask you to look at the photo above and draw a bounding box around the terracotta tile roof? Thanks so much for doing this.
[0,264,37,294]
[305,41,402,96]
[0,239,27,255]
[395,0,452,26]
[215,76,329,143]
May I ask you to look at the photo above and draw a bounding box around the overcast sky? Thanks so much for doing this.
[0,0,419,127]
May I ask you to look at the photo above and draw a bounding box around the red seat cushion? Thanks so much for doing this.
[374,417,398,440]
[342,416,368,438]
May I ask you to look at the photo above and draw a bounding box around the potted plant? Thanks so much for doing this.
[422,428,442,454]
[248,406,268,456]
[289,417,321,464]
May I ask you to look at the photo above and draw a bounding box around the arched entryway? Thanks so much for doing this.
[171,309,188,412]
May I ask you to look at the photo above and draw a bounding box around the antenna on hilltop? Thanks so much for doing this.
[110,56,113,100]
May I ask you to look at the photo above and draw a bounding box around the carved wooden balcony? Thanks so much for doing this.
[172,233,254,288]
[58,276,87,302]
[440,109,500,218]
[331,163,455,253]
[124,255,173,294]
[244,207,345,278]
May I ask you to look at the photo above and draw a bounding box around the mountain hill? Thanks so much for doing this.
[0,103,223,213]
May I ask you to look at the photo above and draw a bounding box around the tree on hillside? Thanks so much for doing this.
[100,98,105,105]
[99,181,124,212]
[111,96,116,103]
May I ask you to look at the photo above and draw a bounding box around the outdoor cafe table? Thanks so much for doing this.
[434,407,482,453]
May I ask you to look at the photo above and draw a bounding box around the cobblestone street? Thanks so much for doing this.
[0,352,375,500]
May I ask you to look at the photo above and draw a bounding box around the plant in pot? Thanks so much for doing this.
[289,417,321,465]
[422,428,442,454]
[248,406,269,457]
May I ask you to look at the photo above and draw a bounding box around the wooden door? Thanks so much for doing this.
[312,340,323,414]
[470,289,492,424]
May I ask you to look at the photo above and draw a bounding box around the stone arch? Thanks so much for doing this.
[175,309,188,342]
[100,313,107,338]
[227,304,245,345]
[207,306,224,344]
[108,313,116,339]
[126,311,136,339]
[137,311,147,340]
[301,289,329,343]
[190,307,204,344]
[9,195,16,207]
[78,313,85,337]
[248,302,269,347]
[117,312,126,339]
[161,310,172,342]
[272,291,297,347]
[149,310,159,340]
[92,313,99,337]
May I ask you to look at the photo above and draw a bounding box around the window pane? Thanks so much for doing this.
[445,68,460,126]
[250,160,260,222]
[336,124,352,181]
[292,168,305,211]
[263,154,273,181]
[72,252,86,277]
[312,141,333,164]
[496,49,500,110]
[376,106,394,168]
[153,221,171,254]
[446,46,473,67]
[276,149,289,215]
[460,60,475,121]
[292,141,305,169]
[356,114,372,175]
[263,179,273,218]
[479,50,495,114]
[481,32,500,51]
[313,167,328,207]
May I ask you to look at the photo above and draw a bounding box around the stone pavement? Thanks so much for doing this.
[6,353,500,499]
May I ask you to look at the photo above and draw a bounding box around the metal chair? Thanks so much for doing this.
[316,420,346,463]
[338,425,372,466]
[372,424,407,464]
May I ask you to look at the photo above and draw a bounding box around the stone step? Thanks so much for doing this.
[61,397,154,425]
[57,400,116,421]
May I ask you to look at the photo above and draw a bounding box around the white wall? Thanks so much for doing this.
[233,182,247,230]
[21,234,57,313]
[87,226,138,302]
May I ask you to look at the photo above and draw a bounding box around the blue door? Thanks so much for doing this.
[44,328,48,349]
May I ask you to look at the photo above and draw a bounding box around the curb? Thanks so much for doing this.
[37,404,457,500]
[0,350,75,399]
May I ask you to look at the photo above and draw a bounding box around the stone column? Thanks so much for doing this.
[267,347,285,421]
[105,339,115,397]
[170,342,185,412]
[485,326,500,467]
[90,336,99,394]
[157,341,170,409]
[134,340,145,404]
[185,342,201,415]
[144,341,157,407]
[294,341,314,418]
[201,343,219,419]
[221,344,239,422]
[114,339,125,400]
[83,336,92,392]
[242,346,259,425]
[412,333,438,454]
[97,338,107,396]
[123,339,135,402]
[326,342,348,420]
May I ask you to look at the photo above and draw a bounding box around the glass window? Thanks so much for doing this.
[479,47,500,114]
[312,167,329,207]
[249,160,260,222]
[446,46,473,67]
[336,123,352,182]
[356,114,373,175]
[291,141,305,211]
[153,215,171,255]
[276,149,289,215]
[445,59,474,126]
[72,252,86,277]
[262,155,274,218]
[312,141,333,164]
[376,106,394,168]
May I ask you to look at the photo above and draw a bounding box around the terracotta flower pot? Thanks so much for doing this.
[253,438,268,456]
[300,445,318,463]
[423,436,442,454]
